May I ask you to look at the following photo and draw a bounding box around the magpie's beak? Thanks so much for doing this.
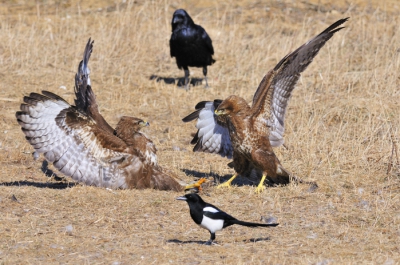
[176,196,187,201]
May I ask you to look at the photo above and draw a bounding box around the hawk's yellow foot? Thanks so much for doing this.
[184,178,207,191]
[217,174,237,189]
[254,175,267,194]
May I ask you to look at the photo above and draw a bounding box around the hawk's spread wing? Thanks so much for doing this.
[15,39,190,192]
[182,100,233,159]
[16,91,133,189]
[251,18,348,147]
[74,39,115,134]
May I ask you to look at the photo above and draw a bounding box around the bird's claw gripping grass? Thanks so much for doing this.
[184,177,207,192]
[216,174,237,189]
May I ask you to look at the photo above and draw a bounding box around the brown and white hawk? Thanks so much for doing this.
[183,18,348,193]
[16,39,204,191]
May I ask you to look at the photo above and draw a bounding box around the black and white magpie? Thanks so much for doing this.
[177,193,279,245]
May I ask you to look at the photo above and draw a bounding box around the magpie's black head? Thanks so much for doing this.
[171,9,194,30]
[176,193,204,204]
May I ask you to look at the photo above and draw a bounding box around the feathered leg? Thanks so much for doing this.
[183,67,190,91]
[203,66,209,88]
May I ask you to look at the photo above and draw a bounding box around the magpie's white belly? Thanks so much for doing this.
[200,216,224,233]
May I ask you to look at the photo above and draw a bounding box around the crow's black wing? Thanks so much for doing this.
[197,25,214,55]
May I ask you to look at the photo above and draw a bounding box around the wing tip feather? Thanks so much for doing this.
[182,110,201,122]
[190,131,199,145]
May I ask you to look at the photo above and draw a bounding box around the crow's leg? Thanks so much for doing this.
[203,66,209,88]
[184,67,190,91]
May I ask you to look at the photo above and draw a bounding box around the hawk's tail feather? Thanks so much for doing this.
[151,166,183,192]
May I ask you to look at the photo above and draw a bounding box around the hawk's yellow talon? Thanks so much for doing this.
[254,184,265,194]
[254,175,267,194]
[217,174,237,189]
[184,177,207,191]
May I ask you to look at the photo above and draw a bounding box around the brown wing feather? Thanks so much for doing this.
[16,91,133,188]
[17,91,184,191]
[16,39,187,191]
[74,38,115,134]
[250,18,348,147]
[62,107,128,156]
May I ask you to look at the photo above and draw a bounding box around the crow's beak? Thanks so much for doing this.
[173,17,182,24]
[176,196,187,201]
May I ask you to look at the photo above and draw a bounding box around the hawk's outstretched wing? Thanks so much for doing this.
[250,18,348,147]
[183,18,348,156]
[74,38,115,134]
[15,39,189,191]
[16,91,133,189]
[182,100,233,158]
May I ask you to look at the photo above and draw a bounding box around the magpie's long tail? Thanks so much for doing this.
[231,220,279,227]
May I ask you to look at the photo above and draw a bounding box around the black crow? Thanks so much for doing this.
[170,9,215,90]
[177,193,279,245]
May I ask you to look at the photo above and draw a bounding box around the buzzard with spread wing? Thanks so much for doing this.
[183,18,348,193]
[16,39,204,191]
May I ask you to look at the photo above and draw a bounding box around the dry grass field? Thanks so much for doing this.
[1,0,400,264]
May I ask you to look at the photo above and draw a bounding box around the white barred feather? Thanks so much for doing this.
[185,18,349,159]
[16,93,130,189]
[16,38,185,191]
[194,101,233,158]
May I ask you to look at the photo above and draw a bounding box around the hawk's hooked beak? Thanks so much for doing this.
[176,196,187,201]
[214,109,225,116]
[139,121,150,127]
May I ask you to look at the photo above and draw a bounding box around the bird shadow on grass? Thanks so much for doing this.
[243,237,271,243]
[39,160,62,179]
[181,168,305,188]
[181,169,257,187]
[166,237,271,245]
[166,239,207,245]
[0,161,76,189]
[0,180,76,189]
[149,75,204,87]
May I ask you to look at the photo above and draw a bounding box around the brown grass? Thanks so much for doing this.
[1,0,400,264]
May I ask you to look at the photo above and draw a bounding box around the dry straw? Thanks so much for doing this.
[0,0,399,264]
